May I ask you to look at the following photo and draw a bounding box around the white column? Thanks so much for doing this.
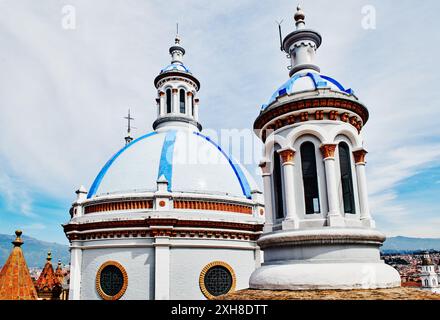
[260,161,274,233]
[353,149,375,228]
[154,237,170,300]
[159,92,165,116]
[320,144,345,227]
[68,241,82,300]
[186,92,193,117]
[278,149,300,230]
[172,89,178,114]
[193,98,199,121]
[73,186,87,217]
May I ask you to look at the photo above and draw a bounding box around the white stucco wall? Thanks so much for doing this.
[80,245,155,300]
[169,241,260,300]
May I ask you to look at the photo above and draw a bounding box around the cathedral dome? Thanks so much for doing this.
[263,72,355,110]
[87,128,257,200]
[160,62,191,74]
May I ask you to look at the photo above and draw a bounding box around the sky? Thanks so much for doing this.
[0,0,439,244]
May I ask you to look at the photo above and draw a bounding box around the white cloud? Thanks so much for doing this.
[0,0,439,240]
[0,169,36,218]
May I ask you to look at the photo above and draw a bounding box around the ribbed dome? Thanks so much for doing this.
[263,72,354,110]
[87,129,257,199]
[160,62,191,74]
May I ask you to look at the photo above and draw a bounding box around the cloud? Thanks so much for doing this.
[21,223,46,231]
[0,0,439,241]
[0,169,36,218]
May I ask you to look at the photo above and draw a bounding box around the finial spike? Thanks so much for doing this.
[12,230,23,247]
[124,109,134,145]
[47,251,52,261]
[276,19,284,51]
[294,4,306,27]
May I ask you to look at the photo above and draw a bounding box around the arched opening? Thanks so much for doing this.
[300,142,320,215]
[192,96,195,116]
[179,89,186,114]
[166,89,172,113]
[425,279,429,287]
[273,149,284,219]
[339,142,355,214]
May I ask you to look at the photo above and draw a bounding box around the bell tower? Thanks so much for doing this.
[249,6,401,290]
[153,35,201,132]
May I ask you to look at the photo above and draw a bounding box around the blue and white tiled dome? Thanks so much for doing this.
[262,72,354,110]
[87,129,257,200]
[160,62,191,74]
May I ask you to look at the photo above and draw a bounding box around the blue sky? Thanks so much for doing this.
[0,0,439,244]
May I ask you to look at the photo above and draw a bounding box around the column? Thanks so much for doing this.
[259,161,274,233]
[193,98,199,121]
[159,91,165,116]
[278,148,300,230]
[186,92,193,117]
[154,237,170,300]
[320,144,345,227]
[172,88,178,114]
[68,241,82,300]
[353,149,375,228]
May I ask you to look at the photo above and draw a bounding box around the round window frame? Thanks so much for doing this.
[96,261,128,300]
[199,261,236,299]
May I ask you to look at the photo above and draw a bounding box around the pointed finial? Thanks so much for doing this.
[175,22,181,44]
[12,230,24,247]
[294,4,306,27]
[124,109,134,145]
[47,251,52,262]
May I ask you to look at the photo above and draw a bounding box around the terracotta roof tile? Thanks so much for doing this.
[54,260,65,285]
[0,231,38,300]
[35,252,62,291]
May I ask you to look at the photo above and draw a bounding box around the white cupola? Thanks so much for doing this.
[420,252,440,293]
[283,5,322,76]
[153,36,201,132]
[249,5,401,291]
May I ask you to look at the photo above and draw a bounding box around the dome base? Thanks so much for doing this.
[249,262,401,290]
[250,228,401,290]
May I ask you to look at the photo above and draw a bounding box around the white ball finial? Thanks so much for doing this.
[294,5,305,23]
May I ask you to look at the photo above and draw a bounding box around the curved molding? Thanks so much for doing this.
[282,29,322,51]
[329,125,363,148]
[285,124,329,145]
[153,116,202,131]
[257,228,386,250]
[263,135,290,159]
[199,261,236,299]
[96,261,128,300]
[289,64,320,77]
[154,71,200,91]
[255,97,369,136]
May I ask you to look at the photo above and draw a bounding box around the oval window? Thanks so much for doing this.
[96,261,128,300]
[199,261,236,299]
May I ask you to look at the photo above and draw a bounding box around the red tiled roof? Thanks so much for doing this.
[35,252,61,291]
[402,281,422,287]
[0,231,38,300]
[54,260,64,285]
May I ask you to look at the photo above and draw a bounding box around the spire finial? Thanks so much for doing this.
[12,230,23,247]
[124,108,134,145]
[281,4,321,76]
[46,251,52,262]
[294,4,306,29]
